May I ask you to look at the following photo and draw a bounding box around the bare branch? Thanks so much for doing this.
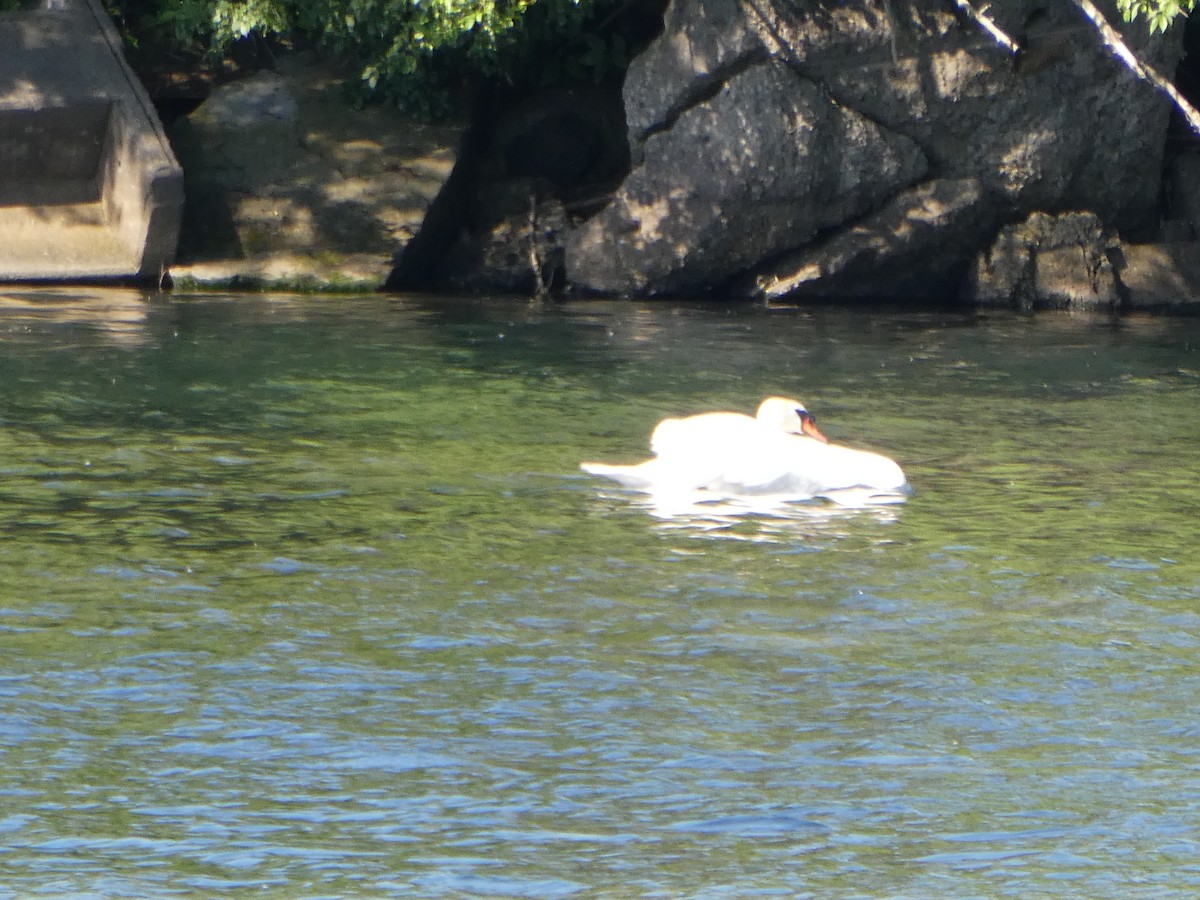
[528,193,548,300]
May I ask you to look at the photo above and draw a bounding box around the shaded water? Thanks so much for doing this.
[1,288,1199,897]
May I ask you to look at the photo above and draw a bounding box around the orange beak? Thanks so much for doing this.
[801,415,828,443]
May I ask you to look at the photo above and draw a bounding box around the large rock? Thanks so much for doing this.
[1112,243,1200,310]
[967,214,1200,310]
[622,0,765,159]
[178,71,302,185]
[624,0,904,156]
[569,0,1183,300]
[743,178,994,301]
[819,2,1179,226]
[965,211,1119,309]
[566,60,927,296]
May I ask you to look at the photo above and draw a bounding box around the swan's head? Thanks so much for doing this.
[756,396,828,443]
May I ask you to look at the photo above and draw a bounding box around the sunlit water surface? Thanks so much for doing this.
[1,289,1199,897]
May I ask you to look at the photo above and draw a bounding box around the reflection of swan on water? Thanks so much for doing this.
[581,397,910,510]
[612,489,904,544]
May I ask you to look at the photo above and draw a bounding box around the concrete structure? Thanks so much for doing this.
[0,0,182,282]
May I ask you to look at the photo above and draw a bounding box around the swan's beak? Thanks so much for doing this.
[801,416,828,443]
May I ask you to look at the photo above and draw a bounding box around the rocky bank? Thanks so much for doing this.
[166,56,462,291]
[163,0,1200,309]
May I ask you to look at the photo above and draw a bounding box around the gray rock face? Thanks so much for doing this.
[622,0,764,156]
[744,178,994,302]
[193,71,300,132]
[566,60,928,296]
[1115,243,1200,309]
[965,211,1119,309]
[968,213,1200,310]
[567,0,1183,300]
[177,72,302,186]
[820,3,1177,226]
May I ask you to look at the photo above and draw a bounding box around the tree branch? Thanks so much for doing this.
[950,0,1021,54]
[955,0,1200,138]
[1068,0,1200,137]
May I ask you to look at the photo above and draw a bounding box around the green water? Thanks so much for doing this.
[2,288,1199,897]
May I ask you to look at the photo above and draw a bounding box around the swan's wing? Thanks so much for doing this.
[712,439,908,498]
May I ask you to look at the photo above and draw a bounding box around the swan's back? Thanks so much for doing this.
[650,411,761,460]
[650,411,831,495]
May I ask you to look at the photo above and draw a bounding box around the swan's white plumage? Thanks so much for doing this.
[580,396,908,506]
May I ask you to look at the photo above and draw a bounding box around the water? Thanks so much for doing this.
[1,288,1199,897]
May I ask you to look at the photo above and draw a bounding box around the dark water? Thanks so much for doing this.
[1,288,1199,897]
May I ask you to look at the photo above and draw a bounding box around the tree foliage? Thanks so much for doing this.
[1116,0,1194,32]
[121,0,640,116]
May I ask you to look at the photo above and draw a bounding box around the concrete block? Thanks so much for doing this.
[0,0,182,282]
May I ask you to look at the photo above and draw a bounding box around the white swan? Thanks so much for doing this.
[581,397,909,507]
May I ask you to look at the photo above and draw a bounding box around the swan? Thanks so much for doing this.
[580,396,909,507]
